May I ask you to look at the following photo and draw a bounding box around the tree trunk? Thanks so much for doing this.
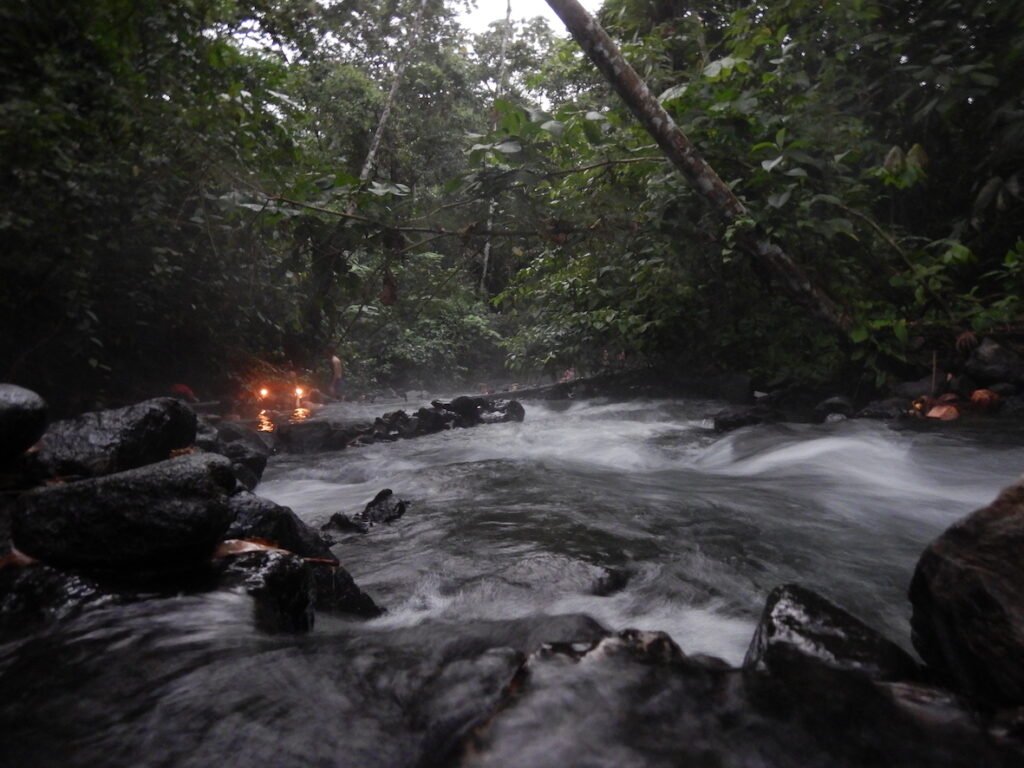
[544,0,851,333]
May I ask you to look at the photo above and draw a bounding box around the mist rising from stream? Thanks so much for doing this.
[261,397,1023,661]
[3,396,1023,766]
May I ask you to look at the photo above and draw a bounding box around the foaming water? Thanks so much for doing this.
[4,397,1023,767]
[257,399,1024,661]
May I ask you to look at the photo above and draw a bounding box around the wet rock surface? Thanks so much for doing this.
[30,397,196,478]
[909,479,1024,706]
[965,339,1024,386]
[309,562,382,618]
[0,384,48,465]
[225,492,336,562]
[358,488,407,525]
[0,562,113,633]
[744,583,920,681]
[13,453,236,569]
[462,629,1023,768]
[196,419,272,489]
[216,550,315,633]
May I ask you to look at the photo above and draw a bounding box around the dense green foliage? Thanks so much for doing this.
[1,0,1021,410]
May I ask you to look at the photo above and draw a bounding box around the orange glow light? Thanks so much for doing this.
[295,387,304,398]
[259,387,270,398]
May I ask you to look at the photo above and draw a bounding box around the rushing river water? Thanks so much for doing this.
[3,396,1023,766]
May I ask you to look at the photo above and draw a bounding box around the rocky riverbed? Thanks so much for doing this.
[1,382,1023,766]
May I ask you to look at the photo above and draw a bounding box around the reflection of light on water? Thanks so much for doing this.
[290,408,311,422]
[257,410,276,433]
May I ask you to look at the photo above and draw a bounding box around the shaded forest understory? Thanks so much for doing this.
[2,0,1022,413]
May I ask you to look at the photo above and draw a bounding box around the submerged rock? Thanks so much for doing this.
[744,584,920,681]
[225,493,336,563]
[13,453,236,570]
[814,396,855,422]
[31,397,196,478]
[909,479,1024,706]
[856,398,907,420]
[591,567,630,597]
[0,384,48,466]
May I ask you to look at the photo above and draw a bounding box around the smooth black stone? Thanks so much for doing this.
[309,562,382,618]
[965,339,1024,386]
[0,384,48,465]
[31,397,196,478]
[13,453,236,570]
[744,584,920,681]
[225,492,336,562]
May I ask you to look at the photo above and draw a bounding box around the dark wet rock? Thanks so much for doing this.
[909,480,1024,706]
[891,375,939,400]
[322,512,370,535]
[196,420,272,489]
[309,562,382,618]
[216,550,315,633]
[745,584,920,682]
[463,629,1024,768]
[0,607,531,768]
[713,404,777,432]
[442,396,489,426]
[416,405,454,434]
[813,396,855,422]
[479,399,526,425]
[275,419,366,454]
[13,453,236,570]
[357,489,407,525]
[0,562,112,632]
[225,493,336,562]
[947,374,979,399]
[1003,395,1024,418]
[989,382,1020,398]
[965,338,1024,386]
[0,384,48,466]
[591,567,630,597]
[857,397,908,420]
[31,397,196,478]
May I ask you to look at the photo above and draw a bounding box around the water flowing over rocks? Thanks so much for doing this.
[30,397,196,478]
[215,550,315,633]
[0,562,113,633]
[909,478,1024,707]
[13,453,236,569]
[461,628,1023,768]
[0,383,48,466]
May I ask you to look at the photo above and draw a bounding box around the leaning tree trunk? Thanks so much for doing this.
[544,0,851,333]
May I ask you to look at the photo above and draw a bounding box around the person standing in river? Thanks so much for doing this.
[327,345,344,400]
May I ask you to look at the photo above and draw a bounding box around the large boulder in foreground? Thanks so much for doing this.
[31,397,196,478]
[909,479,1024,706]
[745,584,920,682]
[0,384,48,466]
[13,454,236,570]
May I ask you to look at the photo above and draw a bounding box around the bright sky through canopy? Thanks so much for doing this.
[461,0,603,33]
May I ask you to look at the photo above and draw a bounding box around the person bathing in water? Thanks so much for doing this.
[327,345,344,400]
